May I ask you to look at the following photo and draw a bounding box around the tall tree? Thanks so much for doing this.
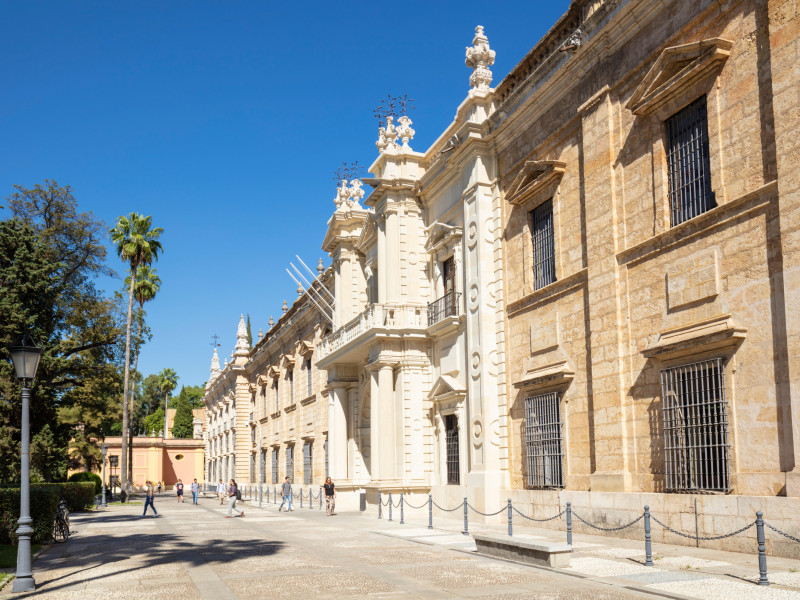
[159,368,178,438]
[182,384,207,409]
[246,313,253,348]
[170,386,194,438]
[124,265,160,485]
[110,213,163,499]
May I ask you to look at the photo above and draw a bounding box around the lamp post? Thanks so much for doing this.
[100,444,108,508]
[8,334,42,593]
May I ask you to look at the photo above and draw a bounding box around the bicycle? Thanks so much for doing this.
[53,499,70,543]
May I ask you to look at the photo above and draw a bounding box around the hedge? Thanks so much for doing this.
[57,482,95,512]
[67,472,102,495]
[0,485,60,544]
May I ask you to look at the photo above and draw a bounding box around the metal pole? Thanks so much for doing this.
[259,483,262,508]
[400,494,404,525]
[644,505,653,566]
[508,499,512,537]
[428,494,433,530]
[13,385,35,592]
[101,456,107,508]
[388,492,393,522]
[378,491,382,519]
[694,497,699,548]
[300,489,304,508]
[756,511,770,586]
[462,497,468,536]
[566,502,572,546]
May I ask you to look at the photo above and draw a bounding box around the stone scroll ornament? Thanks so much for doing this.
[466,25,495,91]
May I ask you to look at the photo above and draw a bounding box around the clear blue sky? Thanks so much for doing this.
[1,1,571,388]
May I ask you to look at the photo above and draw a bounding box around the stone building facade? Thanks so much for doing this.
[204,0,800,553]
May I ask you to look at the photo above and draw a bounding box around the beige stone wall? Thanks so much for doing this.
[496,0,800,553]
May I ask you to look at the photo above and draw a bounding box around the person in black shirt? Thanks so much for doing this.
[323,477,336,516]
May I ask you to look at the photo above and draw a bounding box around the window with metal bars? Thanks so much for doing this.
[286,445,294,483]
[305,357,312,396]
[660,358,730,492]
[524,392,564,489]
[444,415,460,485]
[260,449,267,484]
[303,442,312,485]
[261,386,267,419]
[273,379,279,412]
[251,427,255,443]
[531,199,556,290]
[324,436,329,479]
[666,96,716,226]
[250,453,255,482]
[289,371,294,404]
[271,448,279,484]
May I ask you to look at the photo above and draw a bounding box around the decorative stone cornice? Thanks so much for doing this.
[466,26,495,92]
[506,161,566,206]
[234,314,250,356]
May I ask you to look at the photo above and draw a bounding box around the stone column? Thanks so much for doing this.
[378,217,387,304]
[369,369,381,481]
[328,386,348,480]
[379,364,396,480]
[386,209,400,302]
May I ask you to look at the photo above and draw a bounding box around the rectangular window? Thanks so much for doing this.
[261,387,267,418]
[251,427,255,443]
[286,445,294,483]
[271,448,279,484]
[274,380,279,412]
[303,442,312,485]
[250,453,255,483]
[443,256,456,294]
[660,358,730,492]
[324,436,329,479]
[531,199,556,290]
[666,96,715,226]
[289,371,294,405]
[445,415,460,485]
[260,449,266,484]
[524,392,564,489]
[306,357,312,396]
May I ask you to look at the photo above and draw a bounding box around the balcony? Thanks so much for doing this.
[427,291,461,326]
[317,302,427,364]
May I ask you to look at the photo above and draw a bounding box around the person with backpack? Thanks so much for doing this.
[278,476,293,512]
[176,479,185,503]
[226,479,244,518]
[141,481,159,518]
[190,479,200,505]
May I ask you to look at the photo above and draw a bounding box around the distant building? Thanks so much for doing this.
[100,436,205,490]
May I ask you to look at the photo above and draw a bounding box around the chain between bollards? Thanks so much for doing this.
[388,492,393,522]
[566,502,572,546]
[507,499,512,537]
[400,494,404,525]
[462,497,469,535]
[756,511,769,586]
[644,505,653,566]
[428,494,433,529]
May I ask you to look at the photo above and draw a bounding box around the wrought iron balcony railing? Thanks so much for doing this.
[427,291,461,326]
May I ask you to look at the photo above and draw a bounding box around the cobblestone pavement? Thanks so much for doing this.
[2,495,799,600]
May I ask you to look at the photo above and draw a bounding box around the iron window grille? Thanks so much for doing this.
[531,199,556,290]
[303,442,312,485]
[445,415,460,485]
[524,392,564,489]
[427,291,461,326]
[260,450,267,484]
[251,427,256,443]
[660,358,730,492]
[666,96,716,226]
[250,453,255,483]
[274,380,279,412]
[324,437,329,479]
[286,445,294,483]
[289,371,294,404]
[306,358,312,396]
[271,448,279,484]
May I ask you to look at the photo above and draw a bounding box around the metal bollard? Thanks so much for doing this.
[644,505,653,566]
[463,498,469,536]
[400,494,404,525]
[428,494,433,530]
[378,491,382,519]
[259,484,262,508]
[508,499,513,537]
[756,511,770,586]
[388,492,393,522]
[300,489,304,508]
[320,488,323,510]
[566,502,572,546]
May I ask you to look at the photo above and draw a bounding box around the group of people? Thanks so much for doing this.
[142,476,338,518]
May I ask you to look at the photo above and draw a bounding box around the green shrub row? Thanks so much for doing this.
[0,486,60,544]
[68,472,102,495]
[0,482,96,512]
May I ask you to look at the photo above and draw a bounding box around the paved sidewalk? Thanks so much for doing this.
[0,495,798,599]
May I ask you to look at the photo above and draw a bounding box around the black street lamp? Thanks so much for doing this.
[7,334,42,593]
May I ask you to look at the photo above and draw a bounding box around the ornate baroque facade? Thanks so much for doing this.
[204,0,800,554]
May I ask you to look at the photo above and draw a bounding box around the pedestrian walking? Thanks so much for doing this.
[157,481,162,494]
[176,479,185,503]
[278,477,293,511]
[323,477,336,515]
[141,481,159,518]
[216,479,226,505]
[226,479,244,518]
[191,479,200,505]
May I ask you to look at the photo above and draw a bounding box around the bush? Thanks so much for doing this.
[68,472,102,495]
[0,485,60,544]
[57,482,95,512]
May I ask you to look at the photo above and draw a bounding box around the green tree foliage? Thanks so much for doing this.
[142,406,165,436]
[182,384,206,409]
[170,386,194,438]
[158,368,178,438]
[1,182,124,482]
[136,373,164,420]
[246,313,253,348]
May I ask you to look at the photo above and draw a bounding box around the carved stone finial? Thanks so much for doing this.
[235,313,250,355]
[269,315,274,326]
[348,179,364,207]
[396,115,415,149]
[224,357,229,367]
[466,25,495,91]
[282,300,288,313]
[384,115,398,149]
[206,347,221,389]
[317,258,324,274]
[258,328,263,340]
[376,127,388,152]
[297,283,303,297]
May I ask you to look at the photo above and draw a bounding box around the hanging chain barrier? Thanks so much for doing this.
[468,503,509,517]
[432,500,462,512]
[572,510,644,532]
[765,522,800,545]
[512,506,566,522]
[650,514,755,541]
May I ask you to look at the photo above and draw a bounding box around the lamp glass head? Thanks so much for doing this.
[8,334,41,382]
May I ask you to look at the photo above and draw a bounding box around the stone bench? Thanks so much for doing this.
[472,534,572,568]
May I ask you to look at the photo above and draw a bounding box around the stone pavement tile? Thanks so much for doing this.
[623,570,711,584]
[361,548,476,566]
[8,582,199,600]
[466,591,647,600]
[396,563,549,589]
[567,557,661,577]
[648,578,800,599]
[225,572,396,598]
[653,556,732,569]
[209,553,338,575]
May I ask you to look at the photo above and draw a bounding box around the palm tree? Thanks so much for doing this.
[124,265,161,485]
[110,213,163,498]
[159,368,178,439]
